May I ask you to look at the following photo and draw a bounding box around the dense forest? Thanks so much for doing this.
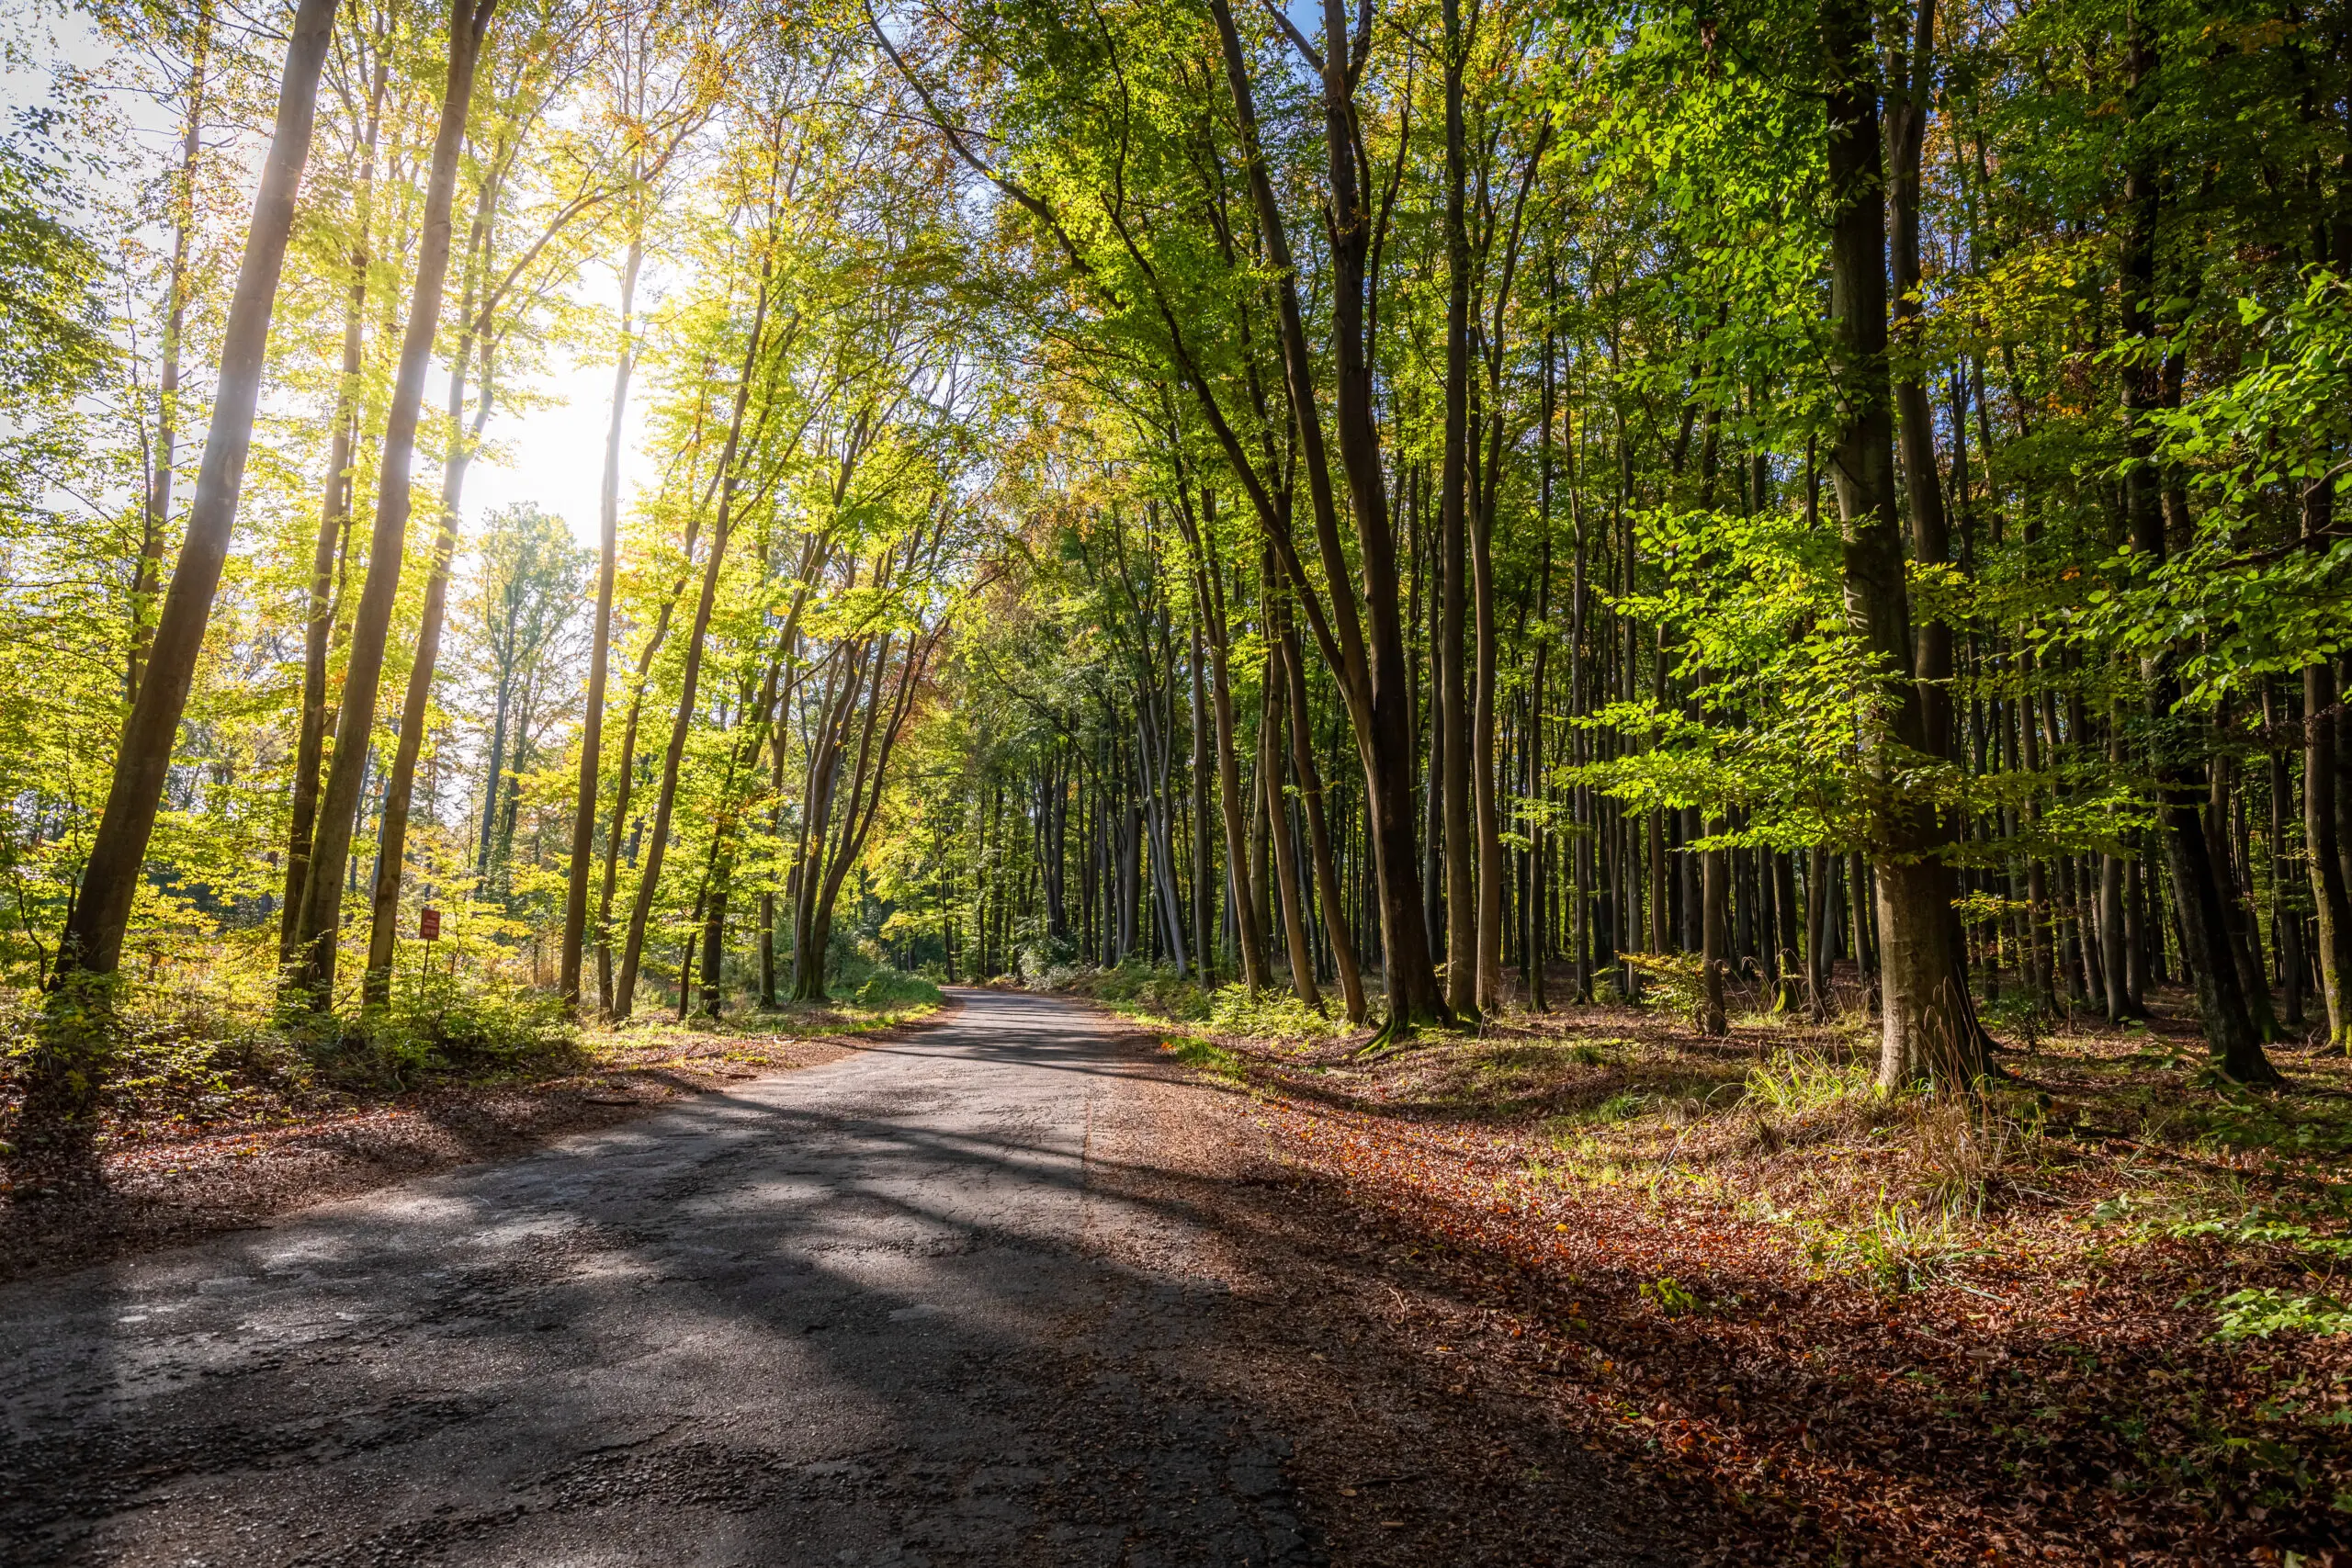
[1,0,2347,1162]
[10,0,2352,1556]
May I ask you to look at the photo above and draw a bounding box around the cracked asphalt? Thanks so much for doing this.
[0,989,1318,1567]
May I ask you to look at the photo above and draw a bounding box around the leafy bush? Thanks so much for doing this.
[1045,960,1214,1021]
[1622,951,1706,1026]
[328,976,579,1089]
[854,968,943,1010]
[1204,984,1345,1041]
[2212,1288,2352,1343]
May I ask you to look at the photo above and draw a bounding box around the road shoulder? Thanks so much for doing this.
[1080,1004,1676,1567]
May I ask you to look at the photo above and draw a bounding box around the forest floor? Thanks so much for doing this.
[0,996,942,1283]
[9,968,2352,1564]
[1064,963,2352,1566]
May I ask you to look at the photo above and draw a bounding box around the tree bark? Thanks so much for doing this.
[1182,488,1269,995]
[1203,0,1448,1038]
[1701,829,1728,1035]
[1283,622,1365,1021]
[127,5,213,711]
[281,50,386,967]
[1439,0,1477,1019]
[361,174,502,1006]
[1191,618,1216,982]
[2309,659,2352,1048]
[1820,0,1984,1087]
[1261,630,1319,1007]
[25,0,343,1172]
[289,0,499,1010]
[613,262,773,1018]
[562,233,642,1011]
[2118,15,2276,1081]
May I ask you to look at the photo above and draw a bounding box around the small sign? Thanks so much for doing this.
[419,907,441,941]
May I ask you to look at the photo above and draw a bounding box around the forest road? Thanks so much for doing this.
[0,988,1323,1568]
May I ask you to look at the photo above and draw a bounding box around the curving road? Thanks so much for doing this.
[0,989,1318,1567]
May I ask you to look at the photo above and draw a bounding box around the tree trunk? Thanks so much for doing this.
[1261,635,1319,1007]
[1774,852,1804,1012]
[23,0,343,1177]
[281,56,384,966]
[1819,0,1985,1087]
[362,215,500,1007]
[1192,504,1268,995]
[1283,624,1365,1021]
[1701,830,1728,1035]
[1191,619,1216,983]
[2118,16,2275,1082]
[562,235,641,1009]
[126,5,214,711]
[613,261,774,1018]
[1438,0,1477,1020]
[2309,660,2352,1048]
[1204,0,1448,1038]
[289,0,498,1011]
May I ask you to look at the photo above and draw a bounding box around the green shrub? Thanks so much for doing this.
[2212,1288,2352,1342]
[854,968,943,1010]
[1205,984,1343,1041]
[329,977,579,1089]
[1622,951,1706,1026]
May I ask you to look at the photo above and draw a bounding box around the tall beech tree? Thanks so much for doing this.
[289,0,501,1010]
[23,0,343,1170]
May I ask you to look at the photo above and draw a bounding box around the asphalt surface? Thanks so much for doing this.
[0,988,1318,1567]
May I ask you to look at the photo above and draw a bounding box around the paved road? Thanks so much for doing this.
[0,989,1317,1567]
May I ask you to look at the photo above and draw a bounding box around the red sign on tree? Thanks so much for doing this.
[419,908,441,941]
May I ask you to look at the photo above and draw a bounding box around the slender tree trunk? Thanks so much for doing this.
[1701,829,1728,1035]
[1204,0,1447,1037]
[127,6,214,710]
[1261,636,1319,1007]
[2117,18,2275,1081]
[1191,619,1216,983]
[282,61,383,966]
[2309,660,2352,1048]
[613,260,773,1018]
[475,669,514,880]
[290,0,498,1010]
[1530,328,1555,1011]
[561,234,644,1010]
[24,0,342,1172]
[362,234,498,1007]
[1193,510,1268,995]
[1438,0,1477,1020]
[1283,624,1364,1021]
[1773,852,1803,1011]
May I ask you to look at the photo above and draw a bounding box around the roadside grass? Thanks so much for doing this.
[1036,957,1354,1056]
[1163,1034,1246,1083]
[1,977,943,1164]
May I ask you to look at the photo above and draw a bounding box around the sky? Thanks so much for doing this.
[21,7,658,560]
[451,283,659,557]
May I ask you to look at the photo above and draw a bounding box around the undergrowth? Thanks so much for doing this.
[1,953,943,1155]
[1035,959,1351,1044]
